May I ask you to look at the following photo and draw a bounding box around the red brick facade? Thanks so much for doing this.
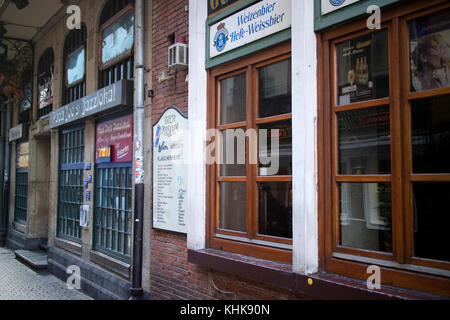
[149,0,301,301]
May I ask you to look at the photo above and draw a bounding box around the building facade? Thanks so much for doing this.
[0,0,448,300]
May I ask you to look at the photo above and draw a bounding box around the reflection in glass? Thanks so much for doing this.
[413,183,450,262]
[219,182,246,233]
[409,9,450,92]
[259,120,292,176]
[220,74,246,125]
[339,183,392,253]
[336,30,389,105]
[102,11,135,64]
[338,106,391,175]
[258,182,292,239]
[258,59,291,118]
[67,47,85,86]
[219,128,246,177]
[411,95,450,173]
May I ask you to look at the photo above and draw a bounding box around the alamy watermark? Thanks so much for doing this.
[66,265,81,290]
[66,5,81,30]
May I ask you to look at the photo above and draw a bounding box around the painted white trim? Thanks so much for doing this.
[187,0,207,251]
[291,0,319,275]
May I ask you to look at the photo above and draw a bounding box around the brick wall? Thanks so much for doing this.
[149,0,301,301]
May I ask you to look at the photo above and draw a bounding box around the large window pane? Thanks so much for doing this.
[339,183,392,253]
[259,120,292,176]
[258,182,292,239]
[219,182,246,233]
[258,59,291,118]
[336,30,389,105]
[338,106,391,175]
[220,74,246,125]
[102,11,134,64]
[409,9,450,92]
[411,95,450,174]
[413,183,450,262]
[67,47,85,86]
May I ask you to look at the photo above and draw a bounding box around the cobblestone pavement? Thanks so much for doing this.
[0,247,92,300]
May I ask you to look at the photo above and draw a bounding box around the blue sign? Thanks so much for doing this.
[86,190,91,201]
[88,175,92,183]
[86,163,91,171]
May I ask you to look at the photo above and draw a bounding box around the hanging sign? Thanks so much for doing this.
[209,0,291,58]
[208,0,241,17]
[152,107,188,234]
[9,124,23,142]
[321,0,360,15]
[95,114,133,164]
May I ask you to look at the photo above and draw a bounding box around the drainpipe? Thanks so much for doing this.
[1,100,12,245]
[0,101,6,246]
[130,0,145,300]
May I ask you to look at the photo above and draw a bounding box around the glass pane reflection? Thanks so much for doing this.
[67,47,85,86]
[259,120,292,176]
[220,74,246,125]
[102,11,134,64]
[411,95,450,174]
[219,182,246,233]
[413,182,450,262]
[338,106,391,175]
[258,182,292,239]
[339,183,392,253]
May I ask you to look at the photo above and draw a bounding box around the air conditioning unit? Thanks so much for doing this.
[168,36,188,69]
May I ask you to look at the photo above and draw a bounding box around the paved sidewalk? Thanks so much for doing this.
[0,247,92,300]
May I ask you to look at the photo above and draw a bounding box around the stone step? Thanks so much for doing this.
[14,250,48,270]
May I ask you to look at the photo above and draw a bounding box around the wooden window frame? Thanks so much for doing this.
[207,42,293,265]
[318,0,450,297]
[98,4,135,72]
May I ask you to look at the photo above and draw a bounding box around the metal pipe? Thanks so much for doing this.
[1,100,12,244]
[130,0,145,300]
[0,101,6,246]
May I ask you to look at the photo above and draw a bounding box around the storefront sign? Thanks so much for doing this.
[95,114,133,164]
[152,107,188,234]
[9,124,23,142]
[16,142,29,170]
[50,79,132,129]
[321,0,360,15]
[209,0,291,58]
[208,0,241,17]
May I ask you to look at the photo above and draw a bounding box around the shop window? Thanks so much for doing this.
[57,126,85,241]
[62,24,87,105]
[319,2,450,296]
[93,114,133,262]
[14,141,29,224]
[98,0,134,89]
[208,43,292,264]
[37,48,54,119]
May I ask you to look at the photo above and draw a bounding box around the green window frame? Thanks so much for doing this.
[14,171,28,223]
[93,163,132,262]
[57,125,85,242]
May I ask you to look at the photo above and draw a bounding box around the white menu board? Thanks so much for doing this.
[152,107,188,234]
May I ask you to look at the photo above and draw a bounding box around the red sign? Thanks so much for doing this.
[96,114,133,163]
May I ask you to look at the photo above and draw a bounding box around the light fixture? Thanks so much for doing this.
[11,0,29,10]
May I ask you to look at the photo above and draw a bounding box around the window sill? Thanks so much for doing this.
[187,248,440,300]
[54,237,82,257]
[89,250,130,279]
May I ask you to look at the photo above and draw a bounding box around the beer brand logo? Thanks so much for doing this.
[329,0,346,6]
[214,23,229,53]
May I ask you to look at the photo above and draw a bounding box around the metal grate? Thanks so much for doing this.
[94,165,132,261]
[57,127,85,241]
[14,172,28,223]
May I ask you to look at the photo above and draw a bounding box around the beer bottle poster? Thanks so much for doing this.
[152,107,188,234]
[336,30,389,105]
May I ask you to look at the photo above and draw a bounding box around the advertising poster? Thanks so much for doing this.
[337,31,389,105]
[95,114,133,164]
[16,142,29,170]
[153,107,188,234]
[410,10,450,92]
